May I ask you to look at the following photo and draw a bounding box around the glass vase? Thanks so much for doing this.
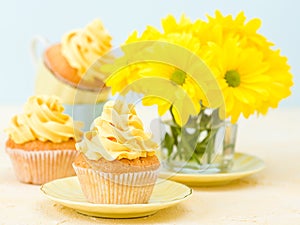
[160,109,238,174]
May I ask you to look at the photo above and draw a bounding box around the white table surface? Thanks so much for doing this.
[1,106,300,225]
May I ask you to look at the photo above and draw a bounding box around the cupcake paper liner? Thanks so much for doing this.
[73,163,159,204]
[5,148,79,185]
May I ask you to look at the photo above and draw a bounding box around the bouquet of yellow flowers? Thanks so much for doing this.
[104,11,293,172]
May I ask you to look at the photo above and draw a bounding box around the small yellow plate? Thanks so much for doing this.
[159,152,265,186]
[41,177,192,218]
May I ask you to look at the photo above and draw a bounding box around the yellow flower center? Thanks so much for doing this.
[171,69,186,85]
[225,70,241,87]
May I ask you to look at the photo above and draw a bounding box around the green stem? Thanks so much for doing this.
[165,106,222,167]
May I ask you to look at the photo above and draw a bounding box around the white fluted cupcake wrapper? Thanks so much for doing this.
[73,164,159,204]
[5,148,79,185]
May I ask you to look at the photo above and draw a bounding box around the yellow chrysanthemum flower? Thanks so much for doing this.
[106,63,143,95]
[161,14,197,34]
[105,11,293,125]
[197,11,273,50]
[130,61,208,125]
[201,37,292,122]
[256,49,293,114]
[106,16,208,125]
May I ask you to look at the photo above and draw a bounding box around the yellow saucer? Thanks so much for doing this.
[41,177,192,218]
[159,152,265,186]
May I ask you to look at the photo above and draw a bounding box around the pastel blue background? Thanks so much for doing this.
[0,0,298,106]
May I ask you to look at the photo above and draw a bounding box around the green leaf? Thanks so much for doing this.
[194,142,206,155]
[163,133,175,157]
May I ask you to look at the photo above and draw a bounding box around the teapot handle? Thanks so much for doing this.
[30,36,50,67]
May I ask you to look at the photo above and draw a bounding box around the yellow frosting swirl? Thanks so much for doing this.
[61,19,112,77]
[76,100,158,161]
[6,95,82,144]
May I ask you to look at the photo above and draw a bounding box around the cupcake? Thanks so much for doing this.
[5,95,82,185]
[34,19,112,130]
[35,19,112,101]
[74,100,160,204]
